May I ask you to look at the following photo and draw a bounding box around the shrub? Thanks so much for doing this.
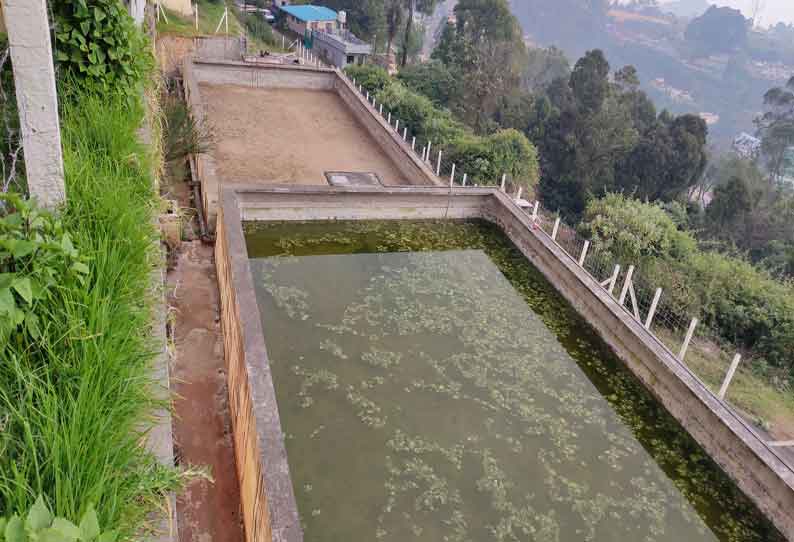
[446,129,540,190]
[579,193,697,264]
[0,193,89,345]
[0,496,115,542]
[344,64,392,94]
[51,0,151,96]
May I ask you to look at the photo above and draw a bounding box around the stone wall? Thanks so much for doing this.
[218,185,794,541]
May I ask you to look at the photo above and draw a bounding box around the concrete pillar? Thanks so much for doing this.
[128,0,146,25]
[2,0,65,208]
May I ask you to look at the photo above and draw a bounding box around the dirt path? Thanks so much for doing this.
[200,85,408,185]
[168,242,244,542]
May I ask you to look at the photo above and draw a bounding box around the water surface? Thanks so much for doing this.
[245,220,782,542]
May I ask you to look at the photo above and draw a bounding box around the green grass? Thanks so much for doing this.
[156,0,243,37]
[0,90,183,536]
[656,328,794,438]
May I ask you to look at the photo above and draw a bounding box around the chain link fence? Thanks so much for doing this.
[0,40,25,198]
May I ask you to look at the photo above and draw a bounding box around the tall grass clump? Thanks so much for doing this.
[0,90,181,535]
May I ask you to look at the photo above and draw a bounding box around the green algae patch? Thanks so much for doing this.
[244,220,783,542]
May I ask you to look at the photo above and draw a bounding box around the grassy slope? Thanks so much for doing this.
[157,0,243,37]
[0,91,180,536]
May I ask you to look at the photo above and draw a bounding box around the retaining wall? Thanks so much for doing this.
[183,59,440,231]
[217,185,794,542]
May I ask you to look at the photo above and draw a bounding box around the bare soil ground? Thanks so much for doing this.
[200,84,409,185]
[168,242,244,542]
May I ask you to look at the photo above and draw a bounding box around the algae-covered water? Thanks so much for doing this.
[244,220,783,542]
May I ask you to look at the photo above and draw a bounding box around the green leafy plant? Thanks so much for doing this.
[51,0,151,95]
[0,496,116,542]
[0,193,89,343]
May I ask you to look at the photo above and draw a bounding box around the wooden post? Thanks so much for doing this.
[619,265,635,306]
[551,217,561,241]
[578,241,590,266]
[436,150,442,176]
[678,318,699,361]
[2,0,66,208]
[644,288,663,329]
[718,354,742,399]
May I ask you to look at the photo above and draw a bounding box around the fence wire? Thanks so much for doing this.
[342,72,790,438]
[0,42,24,198]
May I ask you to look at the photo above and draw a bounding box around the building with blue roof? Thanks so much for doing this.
[280,5,339,35]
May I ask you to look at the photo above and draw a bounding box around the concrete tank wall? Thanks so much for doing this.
[217,185,794,542]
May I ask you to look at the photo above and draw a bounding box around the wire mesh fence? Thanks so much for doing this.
[0,41,25,199]
[341,70,793,444]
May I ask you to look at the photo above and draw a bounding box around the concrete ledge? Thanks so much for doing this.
[217,184,794,542]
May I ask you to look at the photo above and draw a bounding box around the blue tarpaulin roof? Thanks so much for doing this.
[281,5,338,22]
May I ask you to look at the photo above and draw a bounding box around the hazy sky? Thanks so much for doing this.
[661,0,794,26]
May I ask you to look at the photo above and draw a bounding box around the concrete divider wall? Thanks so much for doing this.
[216,197,302,542]
[218,185,794,541]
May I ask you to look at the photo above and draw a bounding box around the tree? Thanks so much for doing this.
[684,5,749,55]
[756,76,794,183]
[706,175,752,233]
[397,60,460,107]
[523,46,570,92]
[399,0,438,67]
[433,0,526,132]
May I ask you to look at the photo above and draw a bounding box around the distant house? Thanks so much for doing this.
[733,132,762,160]
[314,28,372,68]
[280,5,338,36]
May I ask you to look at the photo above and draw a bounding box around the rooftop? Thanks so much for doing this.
[280,5,337,22]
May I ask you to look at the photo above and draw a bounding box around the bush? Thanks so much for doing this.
[579,193,697,264]
[344,64,392,95]
[51,0,151,96]
[446,129,540,190]
[580,194,794,376]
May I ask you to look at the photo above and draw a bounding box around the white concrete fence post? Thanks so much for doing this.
[516,187,523,201]
[395,119,399,132]
[411,136,416,151]
[462,173,468,186]
[379,104,383,115]
[436,150,442,176]
[403,127,407,140]
[551,217,561,241]
[2,0,66,208]
[605,265,621,295]
[449,163,456,186]
[718,354,742,399]
[531,201,539,222]
[578,240,590,267]
[644,288,663,329]
[678,318,699,361]
[387,112,391,124]
[500,173,506,192]
[619,265,635,306]
[426,141,432,163]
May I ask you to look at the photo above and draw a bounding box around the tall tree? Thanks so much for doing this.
[399,0,438,67]
[756,76,794,183]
